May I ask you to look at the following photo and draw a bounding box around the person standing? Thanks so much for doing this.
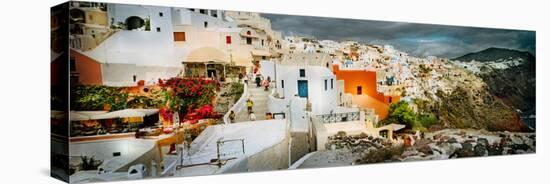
[262,79,269,91]
[255,75,261,87]
[229,110,236,123]
[246,98,254,113]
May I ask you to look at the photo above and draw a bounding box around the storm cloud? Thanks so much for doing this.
[263,13,535,58]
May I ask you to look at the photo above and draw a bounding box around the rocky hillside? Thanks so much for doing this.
[454,48,536,119]
[408,49,533,132]
[432,86,528,131]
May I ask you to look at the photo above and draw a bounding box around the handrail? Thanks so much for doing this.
[316,111,360,124]
[223,82,249,124]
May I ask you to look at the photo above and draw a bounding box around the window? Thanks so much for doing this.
[331,79,334,89]
[204,21,208,28]
[174,32,186,41]
[261,39,264,46]
[133,75,137,82]
[156,27,161,32]
[211,10,218,17]
[199,9,207,14]
[188,8,195,12]
[226,36,231,44]
[246,31,251,35]
[324,79,328,91]
[246,37,252,45]
[357,86,362,95]
[281,80,285,88]
[159,12,163,17]
[389,97,392,103]
[299,69,305,77]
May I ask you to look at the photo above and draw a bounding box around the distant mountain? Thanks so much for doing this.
[453,47,535,63]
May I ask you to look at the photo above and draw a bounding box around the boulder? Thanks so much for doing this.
[477,138,490,147]
[510,136,524,145]
[414,139,434,155]
[500,138,513,147]
[451,142,475,158]
[510,144,530,151]
[432,134,442,140]
[416,144,434,155]
[461,142,473,151]
[402,150,420,157]
[448,137,458,144]
[523,137,535,147]
[474,144,488,156]
[487,143,503,156]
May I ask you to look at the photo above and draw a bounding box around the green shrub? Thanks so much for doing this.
[418,113,437,128]
[382,100,438,131]
[71,85,128,111]
[229,82,244,102]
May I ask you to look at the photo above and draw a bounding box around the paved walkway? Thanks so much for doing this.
[234,82,271,122]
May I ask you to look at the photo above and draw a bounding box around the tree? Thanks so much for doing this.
[381,100,437,131]
[388,101,416,127]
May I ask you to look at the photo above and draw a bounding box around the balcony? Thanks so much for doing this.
[316,111,360,124]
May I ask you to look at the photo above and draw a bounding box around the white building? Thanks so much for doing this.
[71,4,265,86]
[266,53,352,115]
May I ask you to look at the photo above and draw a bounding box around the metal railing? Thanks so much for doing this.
[316,111,360,124]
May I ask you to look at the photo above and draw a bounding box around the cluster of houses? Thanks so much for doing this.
[52,2,466,183]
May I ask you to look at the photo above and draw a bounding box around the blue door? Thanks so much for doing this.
[297,80,308,98]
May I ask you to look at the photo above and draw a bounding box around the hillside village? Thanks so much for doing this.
[50,2,536,183]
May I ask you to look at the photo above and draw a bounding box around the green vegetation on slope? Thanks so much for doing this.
[379,101,437,132]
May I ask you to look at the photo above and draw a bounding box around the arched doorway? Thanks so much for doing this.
[69,8,85,23]
[125,16,145,30]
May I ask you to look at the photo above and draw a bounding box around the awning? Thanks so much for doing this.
[379,123,406,131]
[70,111,90,121]
[251,49,271,57]
[231,50,253,67]
[69,111,107,121]
[135,109,159,116]
[51,110,65,119]
[91,109,148,120]
[185,47,230,63]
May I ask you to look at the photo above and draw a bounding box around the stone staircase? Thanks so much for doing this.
[234,84,270,122]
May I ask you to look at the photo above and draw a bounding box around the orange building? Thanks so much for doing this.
[332,64,400,119]
[69,49,103,85]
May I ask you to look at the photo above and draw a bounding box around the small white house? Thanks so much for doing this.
[275,64,338,115]
[261,53,341,116]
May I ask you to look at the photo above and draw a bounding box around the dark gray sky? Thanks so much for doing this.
[263,14,535,58]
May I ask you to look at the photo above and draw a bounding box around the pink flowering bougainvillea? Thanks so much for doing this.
[159,77,221,124]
